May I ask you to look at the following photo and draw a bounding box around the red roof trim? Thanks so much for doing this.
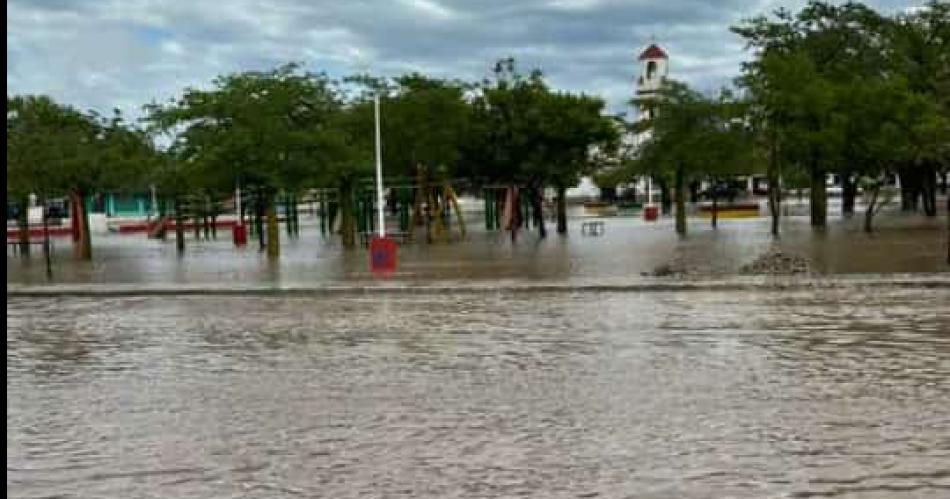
[638,44,668,60]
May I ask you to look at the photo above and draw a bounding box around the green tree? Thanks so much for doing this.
[7,95,152,259]
[145,63,351,256]
[465,59,618,237]
[624,81,754,236]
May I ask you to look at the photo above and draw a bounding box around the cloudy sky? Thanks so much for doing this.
[8,0,916,119]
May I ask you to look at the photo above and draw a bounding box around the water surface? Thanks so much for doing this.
[7,287,950,497]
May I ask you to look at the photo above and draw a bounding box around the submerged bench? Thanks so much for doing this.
[581,221,605,236]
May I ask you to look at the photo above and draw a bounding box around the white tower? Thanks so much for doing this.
[635,43,669,123]
[632,43,668,207]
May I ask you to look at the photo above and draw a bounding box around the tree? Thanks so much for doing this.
[464,59,618,237]
[7,95,152,259]
[623,81,754,236]
[888,1,950,216]
[344,73,473,242]
[733,1,890,225]
[145,63,351,256]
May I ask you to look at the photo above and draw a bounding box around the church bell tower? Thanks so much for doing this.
[635,43,669,122]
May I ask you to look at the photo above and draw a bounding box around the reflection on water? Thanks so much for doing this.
[7,287,950,498]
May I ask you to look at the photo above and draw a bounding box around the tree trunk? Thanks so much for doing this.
[285,194,294,237]
[810,166,827,228]
[256,188,266,251]
[158,197,168,241]
[923,166,937,217]
[292,193,300,237]
[556,186,568,234]
[864,182,880,233]
[339,182,356,248]
[841,171,856,216]
[445,185,466,239]
[675,168,687,236]
[532,186,547,238]
[711,189,718,229]
[900,169,919,212]
[193,198,201,240]
[17,195,30,256]
[768,164,781,238]
[41,197,52,278]
[659,180,672,216]
[174,196,185,255]
[68,189,92,260]
[266,193,279,259]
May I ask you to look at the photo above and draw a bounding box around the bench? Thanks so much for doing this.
[581,221,605,236]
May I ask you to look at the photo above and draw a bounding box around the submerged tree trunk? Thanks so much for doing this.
[17,194,30,256]
[810,166,827,228]
[203,194,211,240]
[922,166,937,217]
[158,197,168,241]
[900,168,919,211]
[445,185,466,239]
[174,196,185,255]
[41,197,51,278]
[711,188,718,229]
[864,182,881,233]
[674,168,687,236]
[768,165,781,238]
[556,185,568,234]
[531,186,547,238]
[266,192,279,259]
[841,171,856,216]
[339,181,356,249]
[256,188,266,251]
[68,189,92,260]
[659,179,673,216]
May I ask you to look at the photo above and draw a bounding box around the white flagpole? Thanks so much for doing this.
[374,94,385,237]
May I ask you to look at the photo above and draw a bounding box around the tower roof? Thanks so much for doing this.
[638,44,668,61]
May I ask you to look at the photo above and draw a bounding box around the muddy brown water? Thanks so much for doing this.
[7,286,950,498]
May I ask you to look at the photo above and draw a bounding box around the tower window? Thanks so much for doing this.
[646,61,657,79]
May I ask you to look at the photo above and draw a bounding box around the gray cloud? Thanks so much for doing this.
[7,0,919,119]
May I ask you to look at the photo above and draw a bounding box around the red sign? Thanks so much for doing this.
[643,205,659,221]
[370,236,397,274]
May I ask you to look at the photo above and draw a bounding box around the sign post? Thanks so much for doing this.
[233,182,247,246]
[370,93,397,274]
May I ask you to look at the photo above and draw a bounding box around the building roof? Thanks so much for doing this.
[638,43,668,60]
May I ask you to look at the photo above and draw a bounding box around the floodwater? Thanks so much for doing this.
[7,287,950,498]
[6,206,949,286]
